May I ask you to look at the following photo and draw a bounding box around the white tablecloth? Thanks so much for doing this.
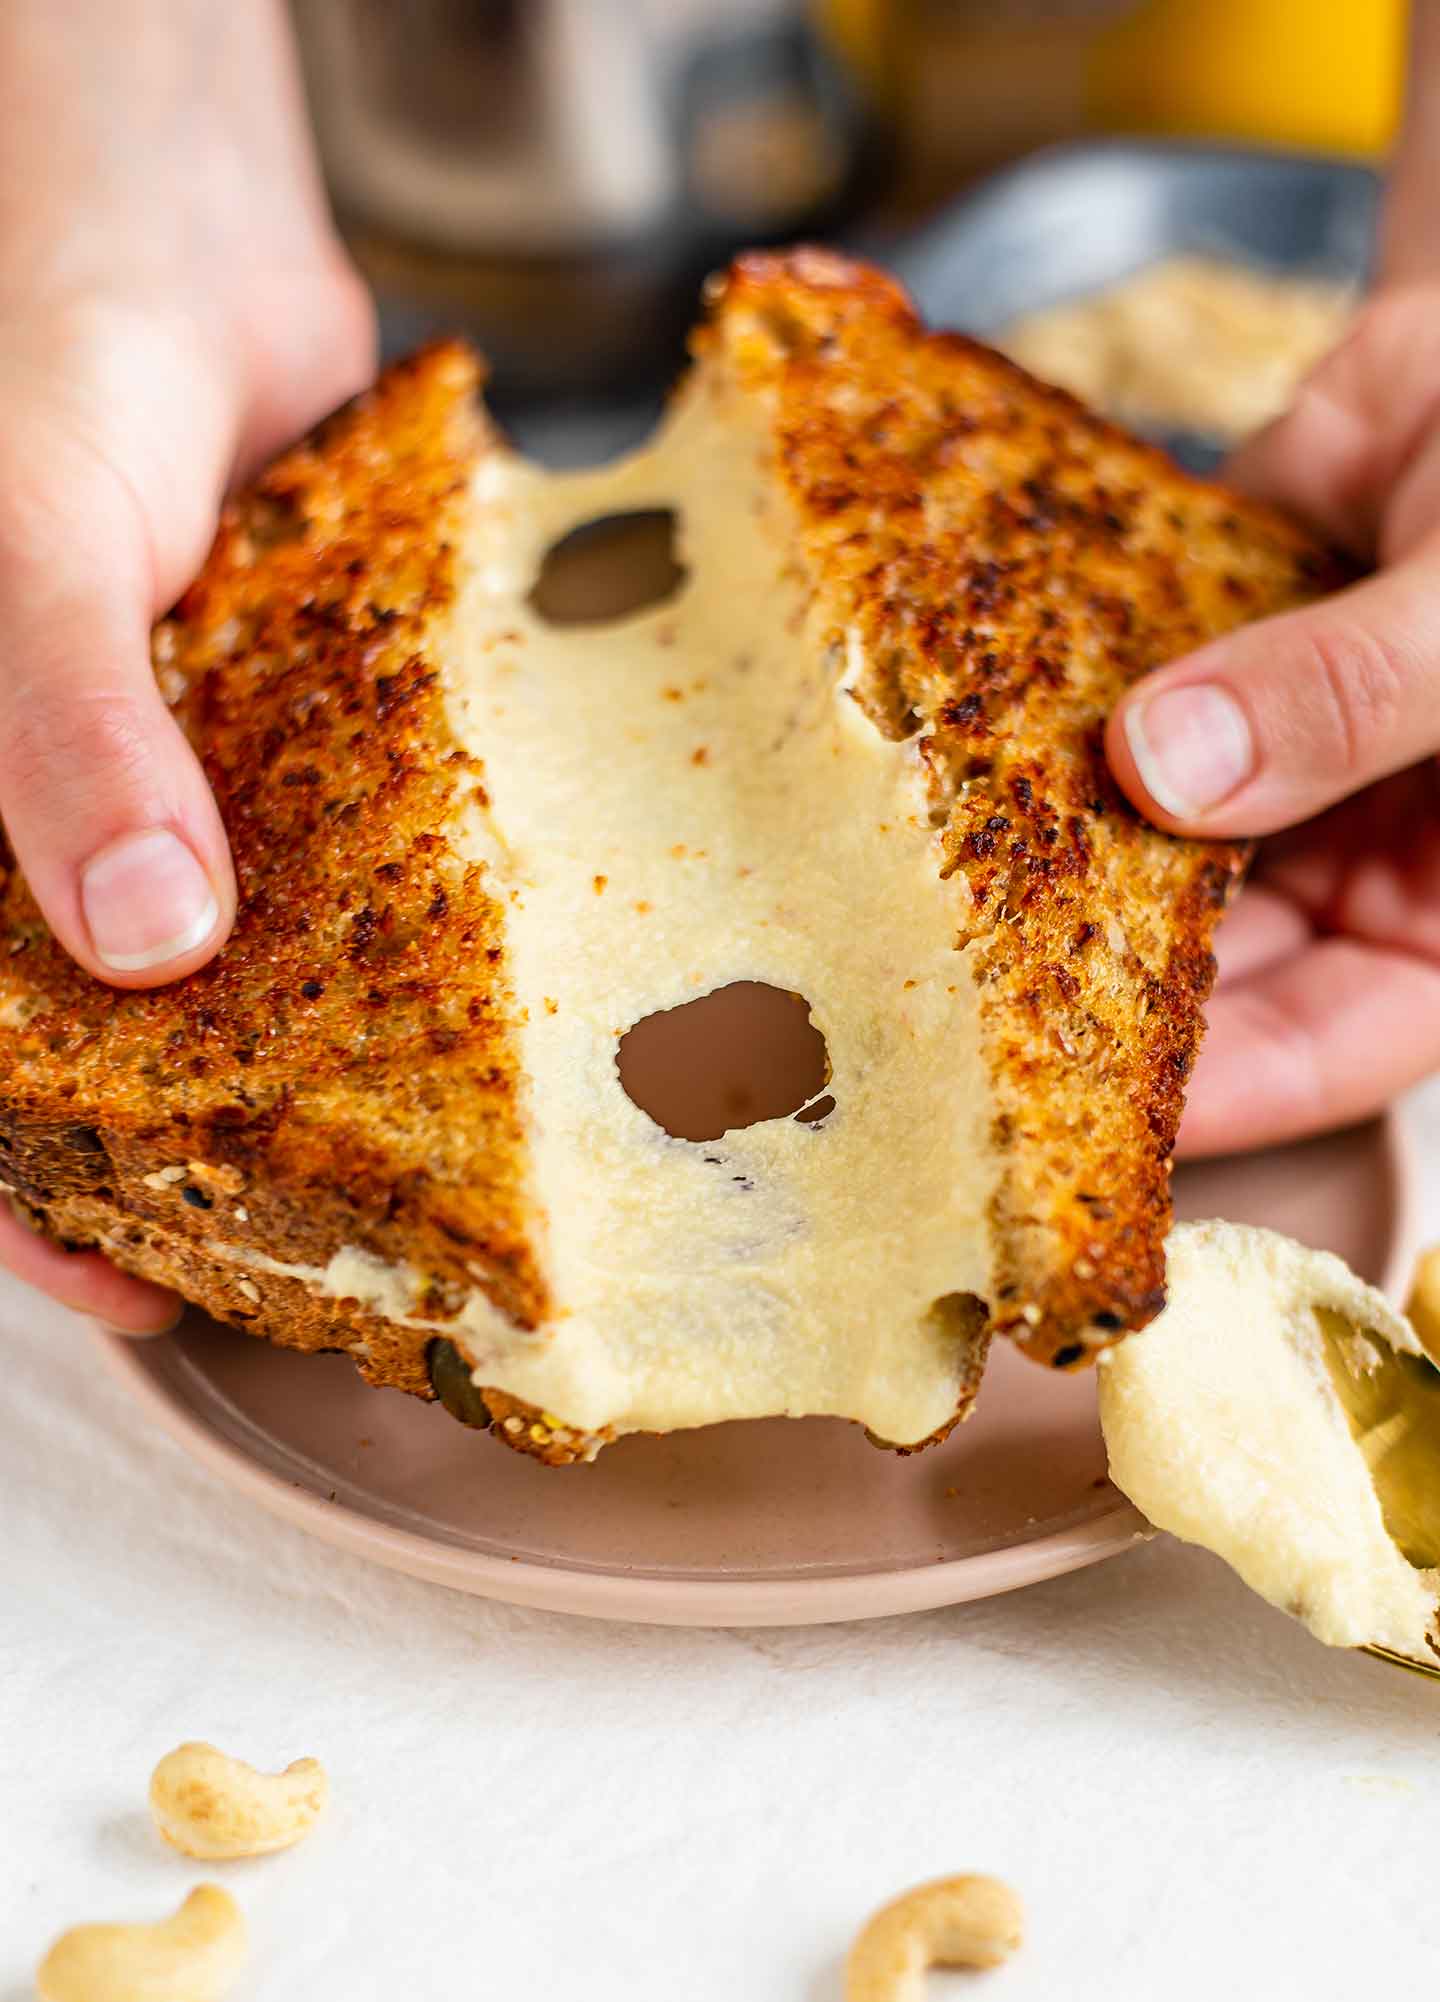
[6,1081,1440,2001]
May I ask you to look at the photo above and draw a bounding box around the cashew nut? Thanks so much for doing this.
[149,1741,328,1859]
[846,1874,1024,2001]
[36,1885,246,2002]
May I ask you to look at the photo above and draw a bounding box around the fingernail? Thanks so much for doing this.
[1124,683,1254,819]
[105,1303,187,1338]
[80,829,219,972]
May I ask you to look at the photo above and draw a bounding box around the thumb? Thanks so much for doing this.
[1106,553,1440,838]
[0,323,236,984]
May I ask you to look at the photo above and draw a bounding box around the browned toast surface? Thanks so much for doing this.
[0,342,547,1407]
[704,250,1349,1361]
[0,251,1351,1451]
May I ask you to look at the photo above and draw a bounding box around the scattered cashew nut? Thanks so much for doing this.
[36,1885,246,2002]
[149,1740,328,1858]
[846,1874,1024,2001]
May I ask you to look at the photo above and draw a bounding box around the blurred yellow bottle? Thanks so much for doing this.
[821,0,1408,175]
[1090,0,1405,158]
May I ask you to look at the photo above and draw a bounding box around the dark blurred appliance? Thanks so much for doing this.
[292,0,876,404]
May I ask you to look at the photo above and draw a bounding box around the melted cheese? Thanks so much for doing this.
[1099,1220,1440,1660]
[260,367,999,1443]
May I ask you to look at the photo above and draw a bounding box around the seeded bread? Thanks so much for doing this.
[0,252,1349,1460]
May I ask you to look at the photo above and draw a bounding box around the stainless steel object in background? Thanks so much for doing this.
[291,0,874,405]
[885,140,1381,470]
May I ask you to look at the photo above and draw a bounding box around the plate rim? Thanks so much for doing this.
[95,1110,1418,1628]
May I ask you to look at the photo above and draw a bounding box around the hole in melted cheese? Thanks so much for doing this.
[616,982,830,1144]
[527,508,685,626]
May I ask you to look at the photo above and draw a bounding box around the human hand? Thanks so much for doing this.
[0,0,374,1327]
[1107,279,1440,1157]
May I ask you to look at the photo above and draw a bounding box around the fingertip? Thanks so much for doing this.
[0,1200,182,1331]
[102,1294,187,1339]
[1104,693,1147,805]
[75,824,235,989]
[0,661,239,990]
[1106,679,1253,836]
[1106,690,1183,828]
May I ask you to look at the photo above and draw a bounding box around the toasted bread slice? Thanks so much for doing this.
[0,251,1347,1461]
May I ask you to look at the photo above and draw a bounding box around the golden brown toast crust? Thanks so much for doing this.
[701,250,1351,1364]
[0,254,1350,1454]
[0,344,557,1410]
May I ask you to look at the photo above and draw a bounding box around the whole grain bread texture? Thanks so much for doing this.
[0,251,1350,1461]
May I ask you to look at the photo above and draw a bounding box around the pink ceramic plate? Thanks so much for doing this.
[99,1116,1416,1627]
